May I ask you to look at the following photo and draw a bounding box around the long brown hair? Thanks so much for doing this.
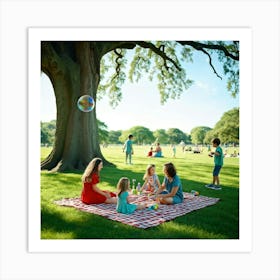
[116,177,130,197]
[81,158,102,183]
[163,162,176,178]
[143,164,155,180]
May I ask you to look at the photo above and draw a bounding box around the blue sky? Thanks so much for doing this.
[41,45,239,134]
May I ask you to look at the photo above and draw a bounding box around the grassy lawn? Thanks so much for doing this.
[41,145,239,239]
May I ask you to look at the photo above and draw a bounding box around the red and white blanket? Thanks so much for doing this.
[54,193,219,229]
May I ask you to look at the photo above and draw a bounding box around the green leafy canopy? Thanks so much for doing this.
[97,41,239,108]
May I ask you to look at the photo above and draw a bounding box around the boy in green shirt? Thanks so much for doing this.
[205,138,223,190]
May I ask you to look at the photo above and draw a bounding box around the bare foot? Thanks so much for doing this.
[105,197,117,204]
[137,203,147,210]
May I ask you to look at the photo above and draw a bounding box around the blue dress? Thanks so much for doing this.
[116,191,137,214]
[153,151,163,157]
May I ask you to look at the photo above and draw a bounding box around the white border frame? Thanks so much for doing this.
[1,0,279,279]
[28,27,252,253]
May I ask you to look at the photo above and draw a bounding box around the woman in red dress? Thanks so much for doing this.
[81,158,117,204]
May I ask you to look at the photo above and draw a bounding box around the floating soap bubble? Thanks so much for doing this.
[77,95,95,112]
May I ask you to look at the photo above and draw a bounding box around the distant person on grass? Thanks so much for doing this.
[147,146,153,157]
[116,177,147,214]
[153,142,163,157]
[205,138,224,190]
[180,140,186,152]
[172,145,176,158]
[123,134,134,164]
[81,158,117,204]
[155,162,184,205]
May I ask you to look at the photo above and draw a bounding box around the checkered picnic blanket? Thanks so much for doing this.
[54,193,219,229]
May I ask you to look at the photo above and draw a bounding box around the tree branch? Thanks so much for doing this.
[178,41,239,61]
[94,41,136,57]
[133,41,181,71]
[97,41,183,81]
[96,40,238,83]
[112,48,123,80]
[200,48,222,80]
[178,41,239,79]
[41,42,62,80]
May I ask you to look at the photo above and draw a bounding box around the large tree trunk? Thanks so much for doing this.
[41,42,111,172]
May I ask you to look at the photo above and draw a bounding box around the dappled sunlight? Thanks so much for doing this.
[41,229,75,239]
[39,39,240,240]
[41,144,239,239]
[40,147,53,161]
[160,221,226,239]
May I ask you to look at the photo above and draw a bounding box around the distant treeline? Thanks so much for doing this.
[41,107,239,146]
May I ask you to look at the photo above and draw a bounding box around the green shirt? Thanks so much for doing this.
[124,139,133,153]
[214,146,223,166]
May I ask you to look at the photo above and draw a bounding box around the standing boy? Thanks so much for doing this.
[205,138,223,190]
[123,134,134,164]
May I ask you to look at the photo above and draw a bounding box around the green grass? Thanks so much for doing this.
[41,145,239,239]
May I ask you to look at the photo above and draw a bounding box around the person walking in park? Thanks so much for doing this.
[180,140,186,152]
[155,162,184,205]
[205,138,224,190]
[81,158,117,204]
[116,177,147,214]
[172,144,176,158]
[123,134,134,164]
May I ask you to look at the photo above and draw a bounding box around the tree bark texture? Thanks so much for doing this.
[41,42,109,172]
[40,41,237,172]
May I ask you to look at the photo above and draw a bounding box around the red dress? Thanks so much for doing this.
[81,173,116,204]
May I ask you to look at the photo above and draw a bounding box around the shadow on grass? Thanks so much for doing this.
[42,201,237,240]
[41,206,147,239]
[41,162,239,239]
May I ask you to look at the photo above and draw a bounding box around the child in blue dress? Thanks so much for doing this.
[116,177,147,214]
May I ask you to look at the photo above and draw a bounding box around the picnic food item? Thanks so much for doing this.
[132,180,137,195]
[132,187,137,195]
[55,193,220,229]
[137,183,141,195]
[191,190,199,196]
[148,204,158,210]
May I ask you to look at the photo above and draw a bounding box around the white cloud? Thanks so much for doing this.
[195,81,209,90]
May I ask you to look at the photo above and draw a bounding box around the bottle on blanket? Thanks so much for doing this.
[137,183,141,195]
